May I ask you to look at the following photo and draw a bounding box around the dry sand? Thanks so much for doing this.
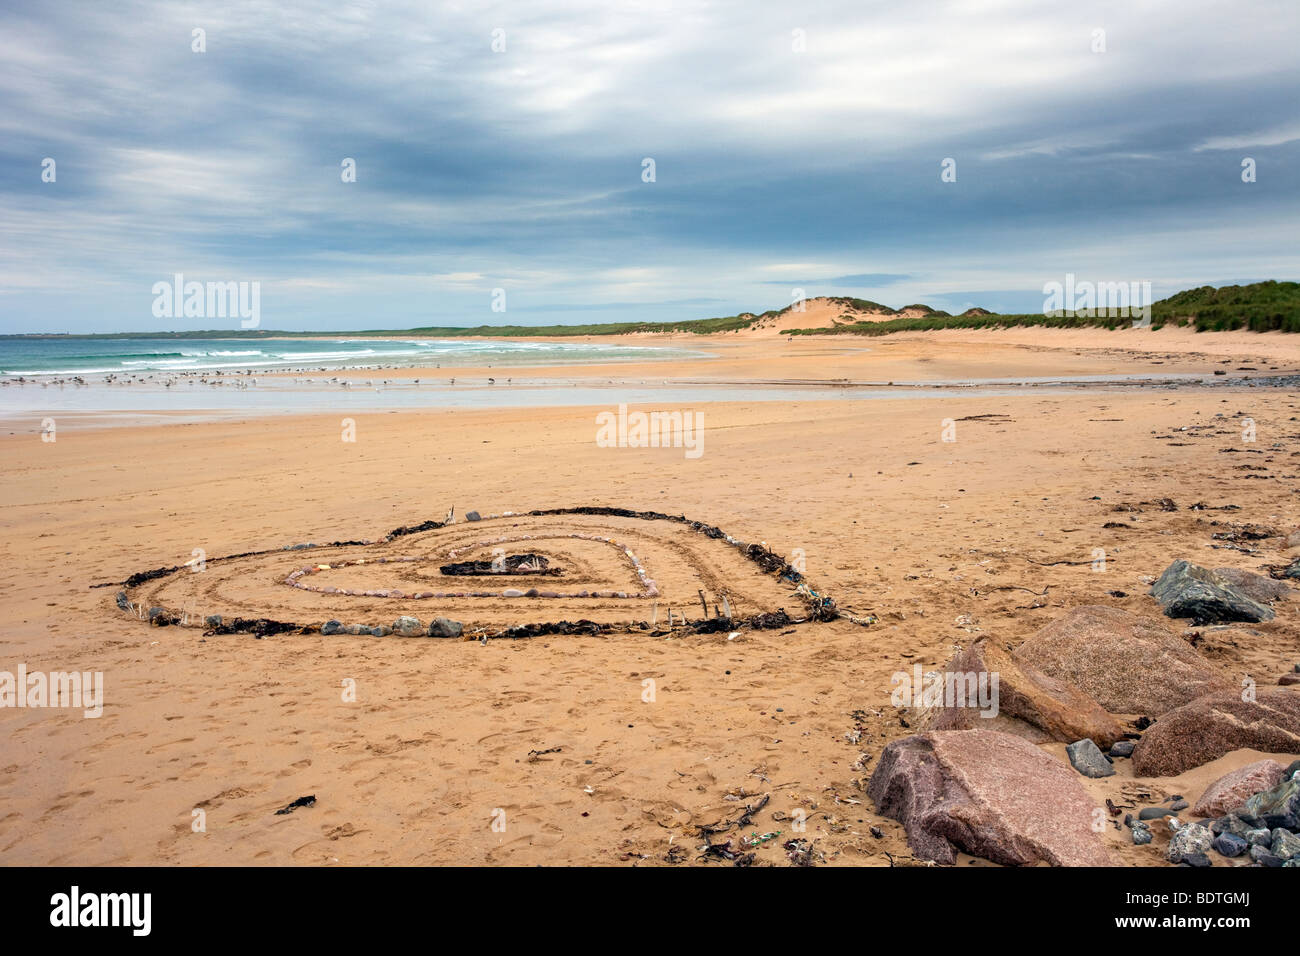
[1,324,1298,865]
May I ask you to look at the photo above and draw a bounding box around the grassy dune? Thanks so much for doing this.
[781,281,1300,336]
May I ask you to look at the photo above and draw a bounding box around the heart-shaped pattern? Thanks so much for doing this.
[113,507,835,638]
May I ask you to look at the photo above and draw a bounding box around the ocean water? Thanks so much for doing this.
[0,336,699,377]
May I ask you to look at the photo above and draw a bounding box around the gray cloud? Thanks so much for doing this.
[1,0,1297,331]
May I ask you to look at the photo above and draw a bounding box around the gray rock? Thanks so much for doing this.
[466,511,481,521]
[344,624,366,635]
[321,620,344,635]
[1179,851,1213,868]
[115,591,130,611]
[392,615,423,637]
[1167,822,1214,864]
[1148,559,1275,623]
[1109,739,1136,758]
[370,626,390,637]
[1139,807,1177,821]
[1238,774,1300,830]
[1066,738,1115,778]
[147,606,171,626]
[1132,821,1153,845]
[1211,833,1248,857]
[1210,814,1253,838]
[204,614,222,629]
[427,617,464,638]
[1246,828,1271,847]
[1250,844,1285,867]
[1169,799,1189,812]
[1271,828,1300,861]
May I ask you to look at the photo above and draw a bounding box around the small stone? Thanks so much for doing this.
[1139,806,1176,821]
[1179,851,1213,868]
[321,620,344,635]
[204,614,222,628]
[502,588,525,598]
[1108,740,1136,758]
[371,626,390,637]
[1250,844,1284,867]
[1271,828,1300,861]
[1167,822,1214,864]
[466,511,481,521]
[1066,739,1115,777]
[1131,821,1153,845]
[1211,833,1248,858]
[1246,828,1271,847]
[392,616,423,637]
[1280,674,1300,686]
[344,624,366,635]
[115,591,130,611]
[427,618,464,638]
[1169,799,1188,811]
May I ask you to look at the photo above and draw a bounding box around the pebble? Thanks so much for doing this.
[427,618,464,638]
[1167,822,1214,864]
[1211,833,1248,858]
[392,616,423,637]
[1250,844,1284,867]
[1139,807,1176,821]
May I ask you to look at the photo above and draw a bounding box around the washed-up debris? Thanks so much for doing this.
[440,554,560,576]
[209,617,305,638]
[784,837,820,866]
[275,795,316,815]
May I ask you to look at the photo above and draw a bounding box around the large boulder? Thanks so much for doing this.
[926,637,1124,749]
[1191,759,1288,818]
[1131,691,1300,776]
[1148,560,1274,624]
[1013,606,1232,716]
[866,729,1113,867]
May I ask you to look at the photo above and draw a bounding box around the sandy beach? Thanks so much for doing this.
[1,324,1297,866]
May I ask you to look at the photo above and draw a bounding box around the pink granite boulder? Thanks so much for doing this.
[867,729,1113,866]
[1190,759,1288,818]
[1131,690,1300,776]
[1013,605,1232,715]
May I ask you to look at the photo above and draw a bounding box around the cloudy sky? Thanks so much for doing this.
[2,0,1297,333]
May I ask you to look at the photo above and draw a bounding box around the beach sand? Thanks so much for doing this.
[1,325,1298,865]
